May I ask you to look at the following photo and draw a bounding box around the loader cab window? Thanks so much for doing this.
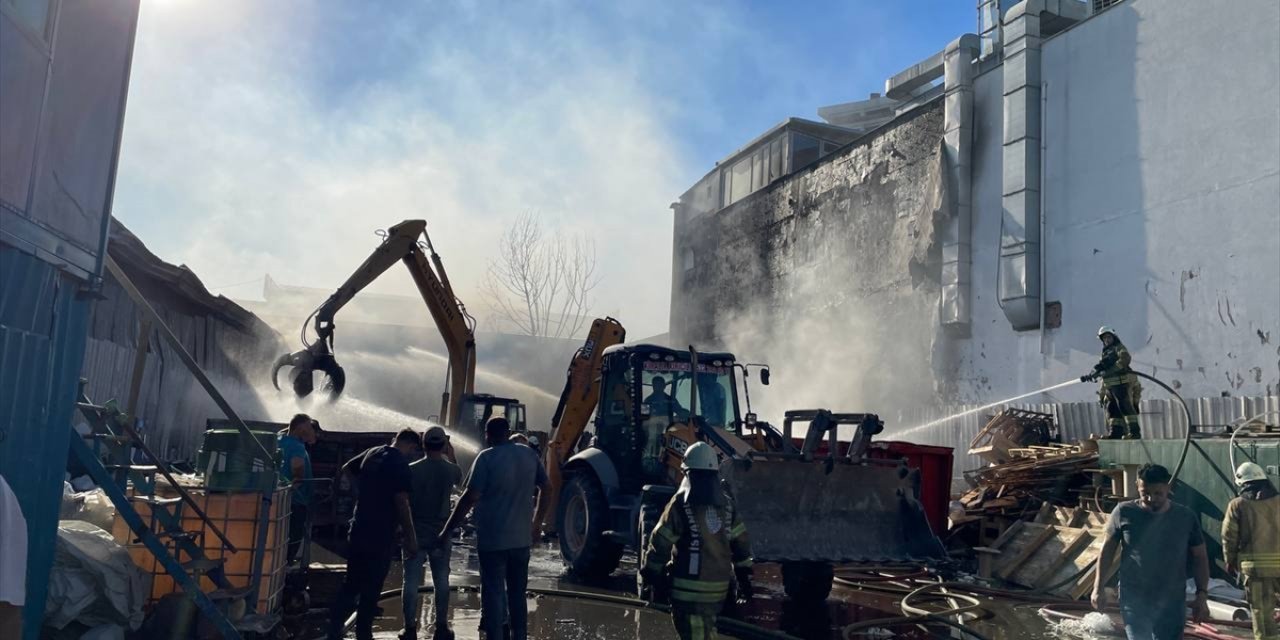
[459,398,526,435]
[641,374,689,423]
[640,362,735,431]
[595,364,635,454]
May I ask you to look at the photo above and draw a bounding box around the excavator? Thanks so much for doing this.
[270,219,525,438]
[539,317,945,602]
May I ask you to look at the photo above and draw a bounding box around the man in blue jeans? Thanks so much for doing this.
[402,426,461,640]
[1093,464,1211,640]
[439,417,547,640]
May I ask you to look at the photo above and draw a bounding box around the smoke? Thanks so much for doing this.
[714,272,943,432]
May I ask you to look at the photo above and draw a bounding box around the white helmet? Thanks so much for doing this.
[1235,462,1268,486]
[681,442,720,472]
[1098,325,1116,338]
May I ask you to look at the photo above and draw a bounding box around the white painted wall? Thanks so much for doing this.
[963,0,1280,405]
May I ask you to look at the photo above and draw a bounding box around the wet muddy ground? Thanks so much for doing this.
[302,542,1047,639]
[305,542,1250,640]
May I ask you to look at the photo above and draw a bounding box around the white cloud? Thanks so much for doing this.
[113,0,723,338]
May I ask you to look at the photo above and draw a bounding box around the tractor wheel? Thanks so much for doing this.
[557,472,624,580]
[782,561,834,602]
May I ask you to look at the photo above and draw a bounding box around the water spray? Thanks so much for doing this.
[898,378,1083,436]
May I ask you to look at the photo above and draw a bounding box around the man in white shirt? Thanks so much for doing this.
[0,473,28,638]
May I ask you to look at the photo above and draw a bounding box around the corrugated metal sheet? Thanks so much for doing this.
[74,232,283,461]
[888,394,1280,483]
[0,248,94,639]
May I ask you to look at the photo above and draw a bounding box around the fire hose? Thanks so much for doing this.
[832,567,1257,640]
[1128,371,1194,483]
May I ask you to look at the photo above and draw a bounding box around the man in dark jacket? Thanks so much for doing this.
[328,429,419,640]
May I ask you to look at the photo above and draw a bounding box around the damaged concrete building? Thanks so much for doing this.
[669,0,1279,443]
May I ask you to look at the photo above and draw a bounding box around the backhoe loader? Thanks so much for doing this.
[538,318,944,602]
[270,219,525,438]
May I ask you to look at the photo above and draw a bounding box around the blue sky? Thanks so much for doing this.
[114,0,971,337]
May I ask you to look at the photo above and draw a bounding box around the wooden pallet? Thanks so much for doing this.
[974,512,1120,598]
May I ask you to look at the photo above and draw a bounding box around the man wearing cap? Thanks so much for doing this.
[1222,462,1280,640]
[279,413,319,565]
[401,427,462,640]
[440,417,547,640]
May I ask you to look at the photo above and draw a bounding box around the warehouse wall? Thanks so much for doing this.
[672,0,1279,426]
[79,269,281,460]
[960,0,1280,407]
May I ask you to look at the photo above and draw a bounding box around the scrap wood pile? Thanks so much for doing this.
[956,409,1097,521]
[950,409,1116,599]
[956,442,1099,521]
[975,505,1118,599]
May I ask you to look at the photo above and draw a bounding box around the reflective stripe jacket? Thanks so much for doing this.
[1095,343,1136,387]
[1222,493,1280,577]
[644,489,753,610]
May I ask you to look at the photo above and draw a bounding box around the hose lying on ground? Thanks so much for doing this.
[345,585,804,640]
[832,570,999,640]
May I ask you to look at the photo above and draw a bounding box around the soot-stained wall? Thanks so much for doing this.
[670,101,954,416]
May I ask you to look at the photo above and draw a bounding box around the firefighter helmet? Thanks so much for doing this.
[1235,462,1268,486]
[1098,325,1117,339]
[682,442,720,472]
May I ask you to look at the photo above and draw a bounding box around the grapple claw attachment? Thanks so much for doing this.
[270,344,346,402]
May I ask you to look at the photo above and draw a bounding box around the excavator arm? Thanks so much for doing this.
[539,317,625,531]
[271,220,476,423]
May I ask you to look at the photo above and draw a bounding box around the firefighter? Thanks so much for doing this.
[1222,462,1280,640]
[1081,326,1143,439]
[640,442,753,640]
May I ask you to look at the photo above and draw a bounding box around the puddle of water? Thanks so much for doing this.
[318,541,1089,640]
[373,589,681,640]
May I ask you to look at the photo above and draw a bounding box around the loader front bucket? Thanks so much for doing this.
[723,456,945,564]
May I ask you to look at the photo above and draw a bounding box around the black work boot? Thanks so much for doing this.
[1107,425,1125,440]
[432,623,455,640]
[1125,425,1142,440]
[398,627,417,640]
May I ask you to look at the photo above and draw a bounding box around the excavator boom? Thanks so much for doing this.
[271,220,476,424]
[541,317,625,532]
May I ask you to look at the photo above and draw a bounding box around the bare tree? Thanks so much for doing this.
[482,213,600,338]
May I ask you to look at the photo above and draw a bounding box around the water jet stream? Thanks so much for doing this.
[897,378,1082,437]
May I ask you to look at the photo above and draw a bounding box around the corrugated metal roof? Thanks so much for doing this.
[108,219,268,332]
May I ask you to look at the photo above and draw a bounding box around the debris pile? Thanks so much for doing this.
[946,410,1121,599]
[967,408,1058,465]
[957,441,1099,523]
[975,505,1113,598]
